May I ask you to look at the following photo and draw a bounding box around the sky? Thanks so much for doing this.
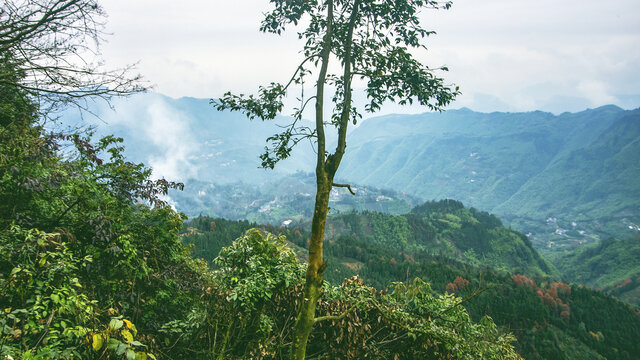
[99,0,640,114]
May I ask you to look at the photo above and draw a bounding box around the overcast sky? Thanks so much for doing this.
[99,0,640,114]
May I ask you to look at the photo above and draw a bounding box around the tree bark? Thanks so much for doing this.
[289,1,333,359]
[290,180,331,360]
[289,1,361,358]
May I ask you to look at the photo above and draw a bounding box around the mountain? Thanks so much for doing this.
[321,199,557,279]
[59,94,640,256]
[182,199,558,287]
[553,235,640,307]
[57,92,316,183]
[182,210,640,360]
[337,106,640,254]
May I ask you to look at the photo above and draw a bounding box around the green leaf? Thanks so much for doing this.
[107,338,120,351]
[126,349,136,360]
[92,333,104,351]
[109,318,124,331]
[116,342,127,356]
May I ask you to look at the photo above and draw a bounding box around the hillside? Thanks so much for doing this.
[321,199,557,279]
[62,96,640,256]
[183,199,556,279]
[337,106,640,254]
[182,213,640,360]
[552,235,640,308]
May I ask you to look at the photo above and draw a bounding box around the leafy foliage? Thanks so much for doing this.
[552,235,640,308]
[184,212,640,360]
[175,228,522,359]
[213,229,305,309]
[0,47,197,358]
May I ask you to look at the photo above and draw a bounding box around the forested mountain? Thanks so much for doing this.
[183,200,557,280]
[64,94,640,257]
[552,235,640,307]
[337,106,640,254]
[321,199,557,279]
[183,211,640,360]
[6,0,639,358]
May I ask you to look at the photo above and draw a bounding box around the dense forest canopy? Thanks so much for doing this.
[2,1,639,359]
[1,1,526,359]
[183,213,640,360]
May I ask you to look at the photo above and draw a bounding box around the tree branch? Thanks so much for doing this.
[327,0,361,176]
[432,285,496,321]
[332,182,355,195]
[32,309,55,349]
[313,0,334,173]
[313,299,364,324]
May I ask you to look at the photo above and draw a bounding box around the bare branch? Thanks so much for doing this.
[1,0,145,116]
[313,299,365,324]
[332,182,355,195]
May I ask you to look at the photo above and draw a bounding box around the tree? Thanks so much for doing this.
[213,1,459,358]
[0,0,144,115]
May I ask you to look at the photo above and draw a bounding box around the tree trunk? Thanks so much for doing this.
[289,1,362,358]
[288,0,333,355]
[290,177,331,360]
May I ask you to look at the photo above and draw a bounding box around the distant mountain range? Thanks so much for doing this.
[59,94,640,255]
[337,105,640,253]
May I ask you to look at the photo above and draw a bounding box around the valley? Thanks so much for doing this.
[4,1,640,358]
[68,94,640,258]
[181,201,640,360]
[57,93,640,357]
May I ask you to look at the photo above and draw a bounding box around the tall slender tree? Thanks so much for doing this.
[213,1,459,358]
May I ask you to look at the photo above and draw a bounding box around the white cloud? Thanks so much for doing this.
[82,95,199,181]
[98,0,640,113]
[576,80,619,106]
[143,100,198,180]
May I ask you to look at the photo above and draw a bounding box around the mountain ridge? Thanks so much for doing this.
[58,94,640,253]
[338,105,640,252]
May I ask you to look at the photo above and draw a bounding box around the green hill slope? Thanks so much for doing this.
[338,106,640,254]
[322,199,557,279]
[182,212,640,360]
[552,236,640,307]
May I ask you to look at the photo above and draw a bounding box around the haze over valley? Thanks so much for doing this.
[4,0,640,359]
[65,94,640,254]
